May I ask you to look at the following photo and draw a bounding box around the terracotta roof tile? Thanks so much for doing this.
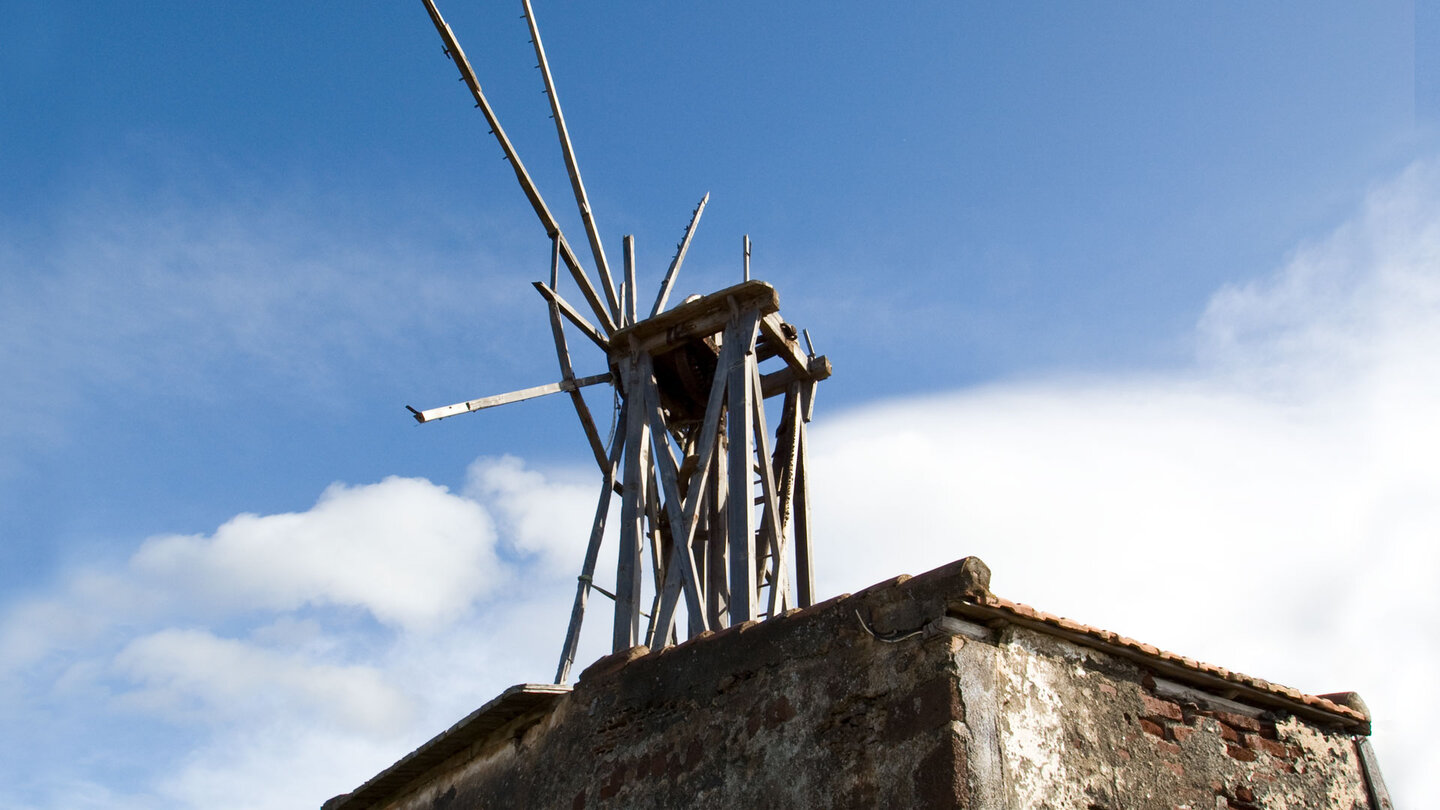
[959,593,1367,727]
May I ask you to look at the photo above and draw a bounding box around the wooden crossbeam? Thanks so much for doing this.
[408,372,611,423]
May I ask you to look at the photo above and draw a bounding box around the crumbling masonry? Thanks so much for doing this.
[325,557,1390,809]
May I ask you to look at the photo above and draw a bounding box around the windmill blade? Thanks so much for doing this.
[521,0,622,325]
[650,192,710,318]
[407,372,612,423]
[419,0,616,335]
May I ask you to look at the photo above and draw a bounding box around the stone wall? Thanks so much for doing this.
[327,558,1382,810]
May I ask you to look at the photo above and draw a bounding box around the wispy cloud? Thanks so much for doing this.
[0,175,532,462]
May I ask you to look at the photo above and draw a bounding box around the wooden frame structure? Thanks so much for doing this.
[408,0,830,684]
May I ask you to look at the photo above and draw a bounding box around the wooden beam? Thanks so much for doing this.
[726,322,759,623]
[650,193,709,317]
[608,280,778,361]
[643,363,709,644]
[409,372,611,423]
[759,312,811,378]
[533,282,609,353]
[751,360,788,617]
[707,447,730,628]
[759,355,832,399]
[792,418,814,607]
[614,361,649,651]
[546,237,609,471]
[418,0,615,334]
[520,0,622,326]
[554,408,627,683]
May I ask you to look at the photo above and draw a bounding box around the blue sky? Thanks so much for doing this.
[3,2,1438,807]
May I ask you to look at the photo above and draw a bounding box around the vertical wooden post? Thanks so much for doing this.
[726,324,757,623]
[615,358,649,651]
[708,432,729,628]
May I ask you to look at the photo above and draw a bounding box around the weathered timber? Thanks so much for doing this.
[533,282,610,352]
[420,0,615,334]
[608,280,778,361]
[650,193,710,318]
[521,0,621,325]
[615,359,649,651]
[409,372,611,423]
[726,330,758,623]
[759,354,832,399]
[555,414,627,683]
[547,237,609,470]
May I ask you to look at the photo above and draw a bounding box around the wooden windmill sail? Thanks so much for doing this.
[408,0,832,684]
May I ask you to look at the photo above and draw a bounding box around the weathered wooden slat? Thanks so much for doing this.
[520,0,621,326]
[650,193,710,317]
[418,0,615,335]
[409,372,611,423]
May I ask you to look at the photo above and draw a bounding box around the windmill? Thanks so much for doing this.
[407,0,832,684]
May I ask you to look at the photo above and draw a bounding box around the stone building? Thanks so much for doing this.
[323,557,1390,809]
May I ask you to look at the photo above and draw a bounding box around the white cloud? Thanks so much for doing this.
[132,476,502,631]
[114,628,414,736]
[810,159,1440,806]
[0,460,601,810]
[465,455,600,575]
